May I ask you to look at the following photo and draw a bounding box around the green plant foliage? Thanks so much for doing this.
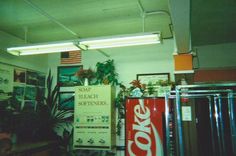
[95,59,118,85]
[156,80,175,87]
[76,68,95,80]
[34,70,75,154]
[147,82,155,95]
[115,84,126,135]
[42,70,74,137]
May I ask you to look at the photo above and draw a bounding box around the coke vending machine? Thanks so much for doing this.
[125,98,165,156]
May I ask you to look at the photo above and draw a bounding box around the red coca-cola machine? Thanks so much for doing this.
[125,97,165,156]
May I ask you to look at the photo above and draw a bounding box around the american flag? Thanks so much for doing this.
[61,51,81,64]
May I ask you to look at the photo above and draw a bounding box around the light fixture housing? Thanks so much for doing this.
[7,33,161,56]
[7,42,79,56]
[79,33,161,50]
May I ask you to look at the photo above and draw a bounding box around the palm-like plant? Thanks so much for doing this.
[36,70,74,143]
[45,70,74,137]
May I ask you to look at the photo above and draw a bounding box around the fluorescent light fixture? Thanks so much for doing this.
[7,33,161,56]
[7,42,79,56]
[79,33,161,50]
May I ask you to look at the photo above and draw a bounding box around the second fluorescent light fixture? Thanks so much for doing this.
[79,33,161,50]
[7,33,161,56]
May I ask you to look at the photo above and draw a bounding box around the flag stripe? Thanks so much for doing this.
[61,51,81,64]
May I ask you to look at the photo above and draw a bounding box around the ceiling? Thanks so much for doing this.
[0,0,171,45]
[191,0,236,46]
[0,0,236,52]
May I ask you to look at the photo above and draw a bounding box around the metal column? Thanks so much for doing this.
[208,96,216,156]
[175,88,184,156]
[167,83,236,156]
[229,92,236,154]
[165,93,170,156]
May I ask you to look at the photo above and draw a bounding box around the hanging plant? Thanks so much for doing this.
[115,84,126,136]
[95,59,118,85]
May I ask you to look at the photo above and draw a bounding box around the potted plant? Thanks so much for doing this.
[45,70,73,136]
[36,70,74,154]
[155,80,175,97]
[129,79,146,97]
[76,68,95,86]
[147,82,155,96]
[95,59,118,85]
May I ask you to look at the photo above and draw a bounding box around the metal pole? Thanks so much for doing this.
[177,83,236,89]
[214,96,223,156]
[208,96,216,156]
[170,86,236,156]
[171,89,232,95]
[228,92,236,154]
[218,95,226,155]
[175,88,184,156]
[165,93,170,156]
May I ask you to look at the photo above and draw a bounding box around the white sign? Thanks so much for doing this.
[73,85,116,150]
[182,106,192,121]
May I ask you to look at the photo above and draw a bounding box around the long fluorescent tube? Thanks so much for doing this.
[7,33,161,56]
[7,42,79,56]
[79,33,161,50]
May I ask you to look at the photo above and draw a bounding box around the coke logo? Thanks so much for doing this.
[128,99,163,156]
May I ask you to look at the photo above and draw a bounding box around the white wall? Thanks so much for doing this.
[81,39,175,87]
[195,42,236,69]
[0,51,48,73]
[47,39,175,87]
[0,31,49,72]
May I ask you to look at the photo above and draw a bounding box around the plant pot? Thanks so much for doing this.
[84,78,89,86]
[119,119,125,140]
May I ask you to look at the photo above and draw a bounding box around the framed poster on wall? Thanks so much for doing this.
[136,73,170,85]
[0,64,14,92]
[14,68,26,83]
[137,73,171,97]
[57,65,83,86]
[59,92,74,110]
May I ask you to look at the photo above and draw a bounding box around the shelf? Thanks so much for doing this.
[174,70,194,74]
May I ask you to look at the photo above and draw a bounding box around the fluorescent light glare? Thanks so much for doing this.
[7,33,161,56]
[80,33,160,49]
[7,42,79,56]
